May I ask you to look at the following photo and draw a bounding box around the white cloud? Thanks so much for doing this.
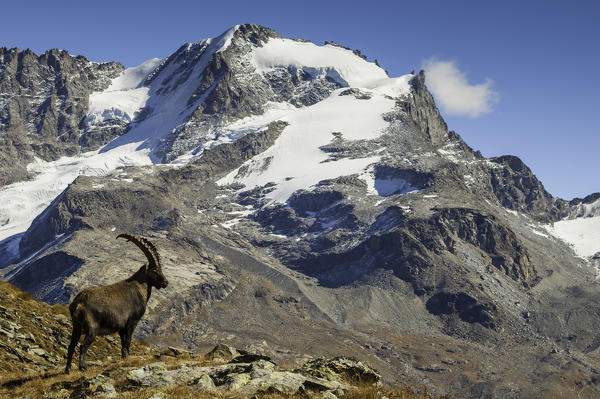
[422,58,498,118]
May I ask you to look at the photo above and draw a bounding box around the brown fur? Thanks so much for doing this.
[65,235,168,373]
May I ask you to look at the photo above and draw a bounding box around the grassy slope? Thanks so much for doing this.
[0,280,438,398]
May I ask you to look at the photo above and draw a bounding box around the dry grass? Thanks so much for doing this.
[342,383,444,399]
[1,368,100,398]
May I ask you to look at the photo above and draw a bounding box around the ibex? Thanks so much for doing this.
[65,234,168,373]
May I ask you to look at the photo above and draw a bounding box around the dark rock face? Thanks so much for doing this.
[190,120,287,175]
[289,207,535,291]
[434,208,536,284]
[426,292,496,329]
[0,47,123,187]
[9,251,83,303]
[79,120,129,151]
[570,192,600,206]
[488,155,569,222]
[400,71,449,147]
[383,207,533,287]
[288,190,344,216]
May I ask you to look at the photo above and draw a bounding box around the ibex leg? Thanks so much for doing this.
[65,324,81,373]
[79,332,96,371]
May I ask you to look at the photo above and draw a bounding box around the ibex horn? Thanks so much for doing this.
[117,234,160,269]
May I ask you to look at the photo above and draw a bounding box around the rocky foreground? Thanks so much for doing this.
[0,280,434,398]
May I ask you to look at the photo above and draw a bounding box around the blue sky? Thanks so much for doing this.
[1,0,598,199]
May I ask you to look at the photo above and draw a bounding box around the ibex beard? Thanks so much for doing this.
[65,234,168,373]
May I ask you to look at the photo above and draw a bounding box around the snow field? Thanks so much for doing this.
[86,58,163,126]
[218,89,400,202]
[360,168,418,197]
[252,38,412,97]
[546,216,600,258]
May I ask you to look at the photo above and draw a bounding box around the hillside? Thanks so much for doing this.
[0,280,436,399]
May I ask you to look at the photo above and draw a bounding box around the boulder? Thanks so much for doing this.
[87,374,117,398]
[297,356,381,386]
[205,343,240,362]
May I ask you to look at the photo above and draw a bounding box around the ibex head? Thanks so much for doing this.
[117,234,169,289]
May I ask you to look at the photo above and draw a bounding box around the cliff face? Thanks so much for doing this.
[0,47,123,186]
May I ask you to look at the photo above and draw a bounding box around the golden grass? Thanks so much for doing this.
[342,383,445,399]
[1,367,101,399]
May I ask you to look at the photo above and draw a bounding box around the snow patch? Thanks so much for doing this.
[463,174,476,187]
[227,209,254,217]
[546,216,600,257]
[213,25,239,53]
[269,233,288,239]
[221,218,242,229]
[528,224,550,238]
[86,58,163,126]
[437,148,460,163]
[362,171,418,197]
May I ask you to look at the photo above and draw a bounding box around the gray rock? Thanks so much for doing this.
[192,374,216,390]
[87,374,117,398]
[205,343,240,362]
[127,362,169,387]
[168,346,192,357]
[42,389,70,399]
[297,357,381,386]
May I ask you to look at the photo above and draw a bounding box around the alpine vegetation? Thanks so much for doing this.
[65,234,168,373]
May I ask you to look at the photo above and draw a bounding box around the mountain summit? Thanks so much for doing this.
[1,24,599,398]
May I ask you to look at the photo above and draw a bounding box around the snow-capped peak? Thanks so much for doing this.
[252,38,410,97]
[0,24,418,243]
[211,25,239,54]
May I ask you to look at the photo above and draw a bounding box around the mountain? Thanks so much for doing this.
[1,24,600,398]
